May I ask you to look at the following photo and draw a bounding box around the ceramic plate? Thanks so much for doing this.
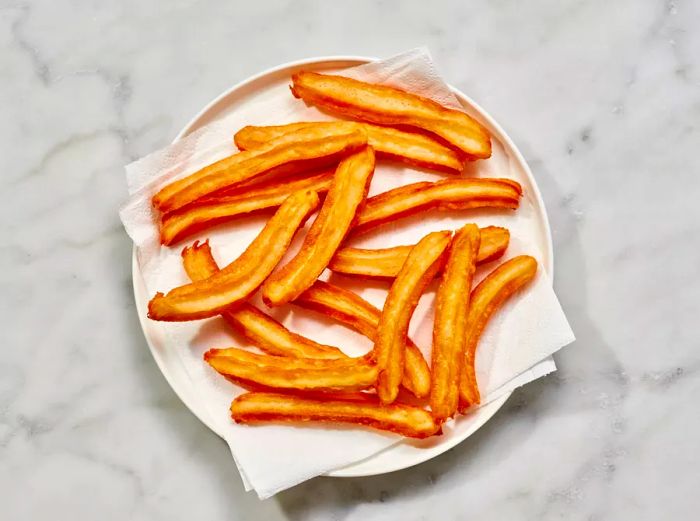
[132,57,553,478]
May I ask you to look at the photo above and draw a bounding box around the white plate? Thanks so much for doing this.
[132,56,553,478]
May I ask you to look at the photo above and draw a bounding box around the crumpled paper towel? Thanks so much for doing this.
[120,48,574,499]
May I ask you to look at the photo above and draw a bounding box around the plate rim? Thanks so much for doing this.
[131,55,554,479]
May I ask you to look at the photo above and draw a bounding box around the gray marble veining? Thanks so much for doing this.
[1,1,698,519]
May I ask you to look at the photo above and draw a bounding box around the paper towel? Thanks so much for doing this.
[120,48,574,498]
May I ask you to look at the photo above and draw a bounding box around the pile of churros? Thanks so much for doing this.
[147,71,538,439]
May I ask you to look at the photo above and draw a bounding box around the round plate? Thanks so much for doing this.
[132,56,553,478]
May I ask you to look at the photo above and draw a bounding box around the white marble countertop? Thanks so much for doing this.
[2,1,698,519]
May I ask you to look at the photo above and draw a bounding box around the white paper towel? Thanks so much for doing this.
[120,48,574,498]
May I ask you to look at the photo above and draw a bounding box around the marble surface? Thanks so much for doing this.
[1,0,698,519]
